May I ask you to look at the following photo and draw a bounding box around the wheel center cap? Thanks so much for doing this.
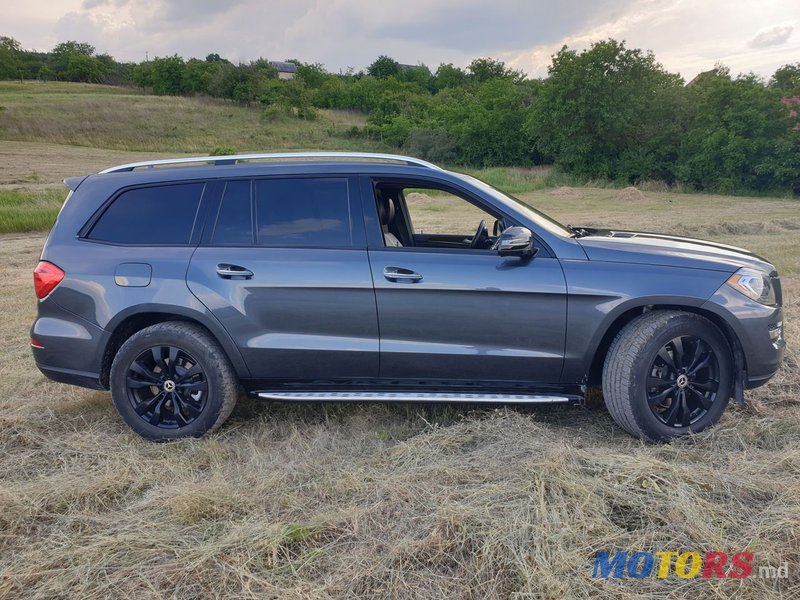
[163,380,176,392]
[676,374,689,388]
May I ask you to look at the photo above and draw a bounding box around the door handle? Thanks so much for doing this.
[216,264,254,279]
[383,266,423,282]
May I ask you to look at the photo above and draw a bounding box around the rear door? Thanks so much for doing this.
[186,176,379,381]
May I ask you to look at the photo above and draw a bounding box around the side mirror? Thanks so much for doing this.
[496,226,536,258]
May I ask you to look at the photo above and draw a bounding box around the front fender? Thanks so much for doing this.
[559,260,731,383]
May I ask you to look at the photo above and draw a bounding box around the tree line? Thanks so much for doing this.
[1,35,799,194]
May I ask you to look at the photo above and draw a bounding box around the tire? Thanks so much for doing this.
[602,310,733,442]
[109,322,239,440]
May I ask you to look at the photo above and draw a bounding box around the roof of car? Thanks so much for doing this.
[98,152,445,175]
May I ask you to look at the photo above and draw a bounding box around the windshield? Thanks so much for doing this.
[453,173,573,237]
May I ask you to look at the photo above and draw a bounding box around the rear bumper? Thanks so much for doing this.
[30,300,110,390]
[35,364,105,390]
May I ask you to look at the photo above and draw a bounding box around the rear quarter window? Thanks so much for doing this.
[87,183,204,244]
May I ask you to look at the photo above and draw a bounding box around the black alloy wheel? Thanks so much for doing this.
[646,335,720,428]
[125,345,208,429]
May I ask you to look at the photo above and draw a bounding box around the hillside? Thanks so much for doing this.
[0,81,382,153]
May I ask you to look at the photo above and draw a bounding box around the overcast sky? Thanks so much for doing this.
[4,0,799,80]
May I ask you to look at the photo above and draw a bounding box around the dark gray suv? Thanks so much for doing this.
[31,152,785,441]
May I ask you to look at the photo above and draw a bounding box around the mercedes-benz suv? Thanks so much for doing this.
[31,152,785,441]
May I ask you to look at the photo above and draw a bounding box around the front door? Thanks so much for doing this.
[364,179,567,384]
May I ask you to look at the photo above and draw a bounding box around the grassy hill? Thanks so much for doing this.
[0,81,383,153]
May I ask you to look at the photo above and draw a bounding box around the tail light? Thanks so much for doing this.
[33,261,65,299]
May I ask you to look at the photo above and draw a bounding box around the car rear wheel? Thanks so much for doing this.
[602,310,733,442]
[110,322,239,440]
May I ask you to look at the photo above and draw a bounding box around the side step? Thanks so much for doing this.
[256,391,576,403]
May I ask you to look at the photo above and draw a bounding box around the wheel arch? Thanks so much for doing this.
[99,305,250,388]
[587,303,746,388]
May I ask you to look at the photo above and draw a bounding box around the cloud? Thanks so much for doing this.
[8,0,800,78]
[748,24,794,48]
[371,0,633,53]
[504,1,800,80]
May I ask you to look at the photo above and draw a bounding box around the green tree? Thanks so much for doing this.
[404,127,458,162]
[209,61,275,104]
[367,55,400,79]
[433,78,533,165]
[677,71,797,192]
[52,41,95,57]
[49,40,109,82]
[0,36,22,79]
[205,53,228,64]
[287,59,328,88]
[98,54,130,85]
[467,57,523,83]
[531,39,684,180]
[770,63,800,96]
[131,61,154,89]
[397,64,432,90]
[252,58,278,79]
[150,55,187,95]
[184,58,219,95]
[261,79,318,119]
[433,63,467,91]
[314,76,351,108]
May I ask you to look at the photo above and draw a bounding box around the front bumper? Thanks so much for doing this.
[701,283,785,388]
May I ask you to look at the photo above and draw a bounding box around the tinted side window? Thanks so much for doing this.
[212,180,253,245]
[88,183,204,244]
[255,178,351,247]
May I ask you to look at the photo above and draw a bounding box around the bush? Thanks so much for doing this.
[404,128,459,163]
[150,55,187,95]
[676,72,798,192]
[210,146,236,156]
[433,79,535,166]
[261,79,318,120]
[531,39,684,181]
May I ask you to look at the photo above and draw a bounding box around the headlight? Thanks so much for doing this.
[726,268,776,305]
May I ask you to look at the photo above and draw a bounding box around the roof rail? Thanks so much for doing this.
[98,152,445,174]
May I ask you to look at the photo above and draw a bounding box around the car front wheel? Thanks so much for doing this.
[602,310,733,442]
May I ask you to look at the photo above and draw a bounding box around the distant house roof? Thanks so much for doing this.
[270,61,298,73]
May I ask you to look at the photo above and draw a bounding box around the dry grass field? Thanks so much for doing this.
[0,83,798,599]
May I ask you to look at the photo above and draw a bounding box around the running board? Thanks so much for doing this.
[256,391,576,403]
